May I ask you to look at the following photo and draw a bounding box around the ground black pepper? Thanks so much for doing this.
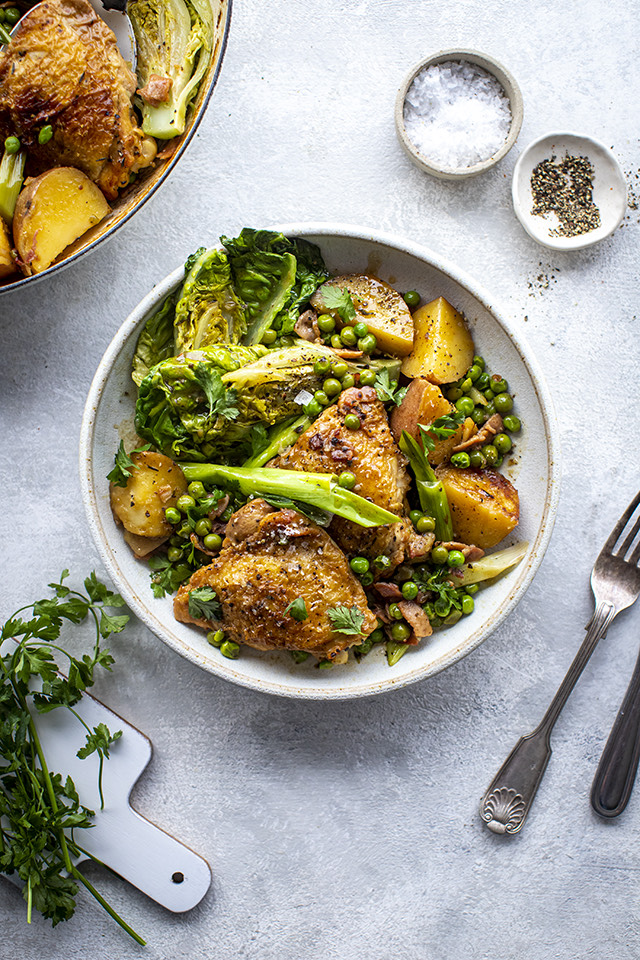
[530,154,601,237]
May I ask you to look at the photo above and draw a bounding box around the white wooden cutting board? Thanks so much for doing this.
[6,692,211,912]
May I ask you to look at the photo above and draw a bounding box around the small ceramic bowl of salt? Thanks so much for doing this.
[395,49,523,180]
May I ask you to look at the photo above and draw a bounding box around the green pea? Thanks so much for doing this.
[187,481,206,500]
[318,660,333,669]
[37,124,53,145]
[323,377,342,397]
[169,535,184,547]
[5,7,19,24]
[471,406,487,425]
[203,533,222,551]
[314,358,331,376]
[360,571,374,586]
[450,451,471,469]
[344,413,360,430]
[493,454,503,469]
[467,364,482,383]
[262,329,277,344]
[358,334,377,354]
[176,522,191,538]
[431,544,449,565]
[448,549,466,568]
[4,135,20,154]
[173,563,192,581]
[220,506,234,522]
[493,392,513,414]
[195,518,212,537]
[416,515,435,534]
[410,509,423,527]
[314,390,329,407]
[494,432,512,454]
[503,414,521,433]
[483,389,495,400]
[484,400,496,418]
[483,443,499,466]
[317,314,335,333]
[434,597,450,618]
[369,627,385,643]
[207,629,225,647]
[220,640,240,660]
[466,584,479,596]
[353,321,369,338]
[165,506,181,525]
[388,603,403,620]
[280,335,295,346]
[469,449,486,469]
[340,326,357,347]
[403,290,420,307]
[402,581,418,600]
[391,621,411,642]
[359,369,377,387]
[290,650,310,663]
[331,361,349,378]
[373,554,391,570]
[339,471,356,490]
[176,494,196,513]
[330,334,343,349]
[476,372,490,389]
[490,376,508,394]
[455,396,474,417]
[167,546,183,562]
[350,556,370,574]
[461,595,475,615]
[460,377,473,393]
[341,374,356,390]
[447,386,463,402]
[304,399,322,417]
[473,356,485,370]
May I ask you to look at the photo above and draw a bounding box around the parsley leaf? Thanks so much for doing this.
[187,586,222,621]
[106,440,151,487]
[284,597,308,621]
[193,365,239,422]
[317,283,357,324]
[374,368,408,407]
[418,411,465,452]
[76,723,123,810]
[327,605,367,636]
[414,568,461,618]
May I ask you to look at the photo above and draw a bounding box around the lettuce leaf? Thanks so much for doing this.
[131,291,177,386]
[174,248,247,352]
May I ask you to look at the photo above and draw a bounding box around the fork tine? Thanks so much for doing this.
[603,491,640,555]
[617,512,640,559]
[631,541,640,566]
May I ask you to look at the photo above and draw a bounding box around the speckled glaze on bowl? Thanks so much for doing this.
[0,0,231,296]
[395,49,523,180]
[512,131,627,251]
[79,224,561,700]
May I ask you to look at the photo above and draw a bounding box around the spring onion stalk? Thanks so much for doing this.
[0,148,26,223]
[454,542,528,586]
[386,641,409,666]
[179,464,398,528]
[243,414,312,468]
[0,23,11,44]
[399,430,453,540]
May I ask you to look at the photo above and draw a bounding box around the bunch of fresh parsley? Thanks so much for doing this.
[0,571,144,944]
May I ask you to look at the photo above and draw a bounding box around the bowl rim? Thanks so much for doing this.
[0,0,233,297]
[394,48,524,180]
[511,129,628,251]
[79,222,561,699]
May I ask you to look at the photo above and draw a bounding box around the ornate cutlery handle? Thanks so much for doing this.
[591,645,640,818]
[481,602,616,835]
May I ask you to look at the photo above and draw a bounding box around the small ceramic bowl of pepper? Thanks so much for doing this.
[512,132,627,251]
[395,49,524,180]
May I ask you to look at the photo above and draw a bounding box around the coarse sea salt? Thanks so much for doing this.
[403,60,512,169]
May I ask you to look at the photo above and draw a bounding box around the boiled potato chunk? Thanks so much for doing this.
[13,167,109,275]
[401,297,474,383]
[390,378,453,441]
[110,452,187,539]
[0,219,17,278]
[310,274,414,356]
[435,465,519,548]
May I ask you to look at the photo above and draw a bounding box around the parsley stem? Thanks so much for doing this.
[70,866,146,946]
[27,876,32,924]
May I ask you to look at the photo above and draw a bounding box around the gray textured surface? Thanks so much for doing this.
[1,0,640,956]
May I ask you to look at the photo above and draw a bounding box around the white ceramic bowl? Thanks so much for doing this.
[80,224,561,700]
[512,132,627,251]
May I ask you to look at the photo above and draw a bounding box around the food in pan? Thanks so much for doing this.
[108,228,526,668]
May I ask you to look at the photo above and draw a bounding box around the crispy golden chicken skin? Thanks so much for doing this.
[0,0,156,199]
[174,502,378,661]
[274,386,433,570]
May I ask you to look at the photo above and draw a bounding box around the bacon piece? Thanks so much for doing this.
[398,600,432,642]
[374,581,403,600]
[452,414,503,452]
[138,74,173,107]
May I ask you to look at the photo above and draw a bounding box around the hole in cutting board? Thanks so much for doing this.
[171,871,185,884]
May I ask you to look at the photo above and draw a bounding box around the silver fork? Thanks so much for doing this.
[480,490,640,835]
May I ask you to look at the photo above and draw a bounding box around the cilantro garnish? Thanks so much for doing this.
[193,365,239,422]
[187,586,222,621]
[317,283,357,324]
[284,597,308,621]
[106,440,151,487]
[327,605,367,635]
[374,368,408,407]
[418,411,466,452]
